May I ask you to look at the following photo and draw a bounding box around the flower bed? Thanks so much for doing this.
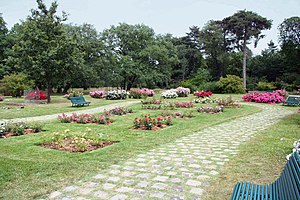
[89,90,106,98]
[0,122,44,138]
[141,99,162,105]
[106,90,128,100]
[108,107,133,115]
[161,89,178,99]
[129,88,155,99]
[217,96,241,108]
[41,130,115,152]
[173,111,194,118]
[197,105,224,114]
[175,101,194,108]
[58,113,112,125]
[194,97,216,104]
[194,91,213,98]
[0,96,4,101]
[133,115,173,130]
[242,90,286,104]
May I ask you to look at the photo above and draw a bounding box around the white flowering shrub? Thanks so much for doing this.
[161,89,178,99]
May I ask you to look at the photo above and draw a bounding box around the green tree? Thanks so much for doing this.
[200,20,229,80]
[1,72,34,97]
[9,0,83,102]
[0,14,8,79]
[278,16,300,86]
[222,10,272,89]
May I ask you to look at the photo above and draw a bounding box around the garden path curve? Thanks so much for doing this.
[0,101,139,124]
[48,103,294,200]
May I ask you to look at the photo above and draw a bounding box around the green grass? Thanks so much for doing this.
[203,112,300,200]
[0,97,260,199]
[0,95,136,119]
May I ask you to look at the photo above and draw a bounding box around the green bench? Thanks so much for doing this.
[230,151,300,200]
[69,96,91,107]
[283,95,300,106]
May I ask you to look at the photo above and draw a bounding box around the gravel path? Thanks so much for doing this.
[1,101,138,124]
[47,104,294,200]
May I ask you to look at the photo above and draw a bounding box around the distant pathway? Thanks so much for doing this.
[1,101,138,124]
[48,104,294,200]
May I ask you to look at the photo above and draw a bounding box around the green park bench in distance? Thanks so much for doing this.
[69,96,91,107]
[283,95,300,106]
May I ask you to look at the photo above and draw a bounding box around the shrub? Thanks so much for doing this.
[161,89,178,99]
[175,101,194,108]
[0,96,4,101]
[141,99,162,105]
[217,75,245,94]
[106,90,128,100]
[108,107,133,115]
[58,113,111,125]
[1,72,35,97]
[129,88,154,99]
[1,121,44,137]
[217,96,241,108]
[25,90,47,100]
[133,114,173,130]
[197,106,224,114]
[194,97,216,104]
[89,90,105,98]
[194,90,213,98]
[175,87,190,97]
[242,90,287,104]
[257,81,276,91]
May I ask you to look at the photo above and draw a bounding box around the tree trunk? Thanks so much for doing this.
[242,38,247,90]
[47,82,52,103]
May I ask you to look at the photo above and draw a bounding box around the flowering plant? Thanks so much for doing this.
[129,88,155,99]
[197,105,224,114]
[194,90,213,98]
[58,113,111,125]
[175,101,194,108]
[89,90,106,98]
[132,114,173,130]
[141,99,162,105]
[175,87,190,97]
[0,96,4,101]
[242,90,287,104]
[106,90,129,100]
[108,107,133,115]
[194,97,216,104]
[25,90,47,100]
[161,89,178,99]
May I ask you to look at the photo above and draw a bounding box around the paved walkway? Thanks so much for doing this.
[1,101,138,124]
[48,104,293,200]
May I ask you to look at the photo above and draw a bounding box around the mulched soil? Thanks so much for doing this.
[40,140,115,153]
[131,124,169,131]
[0,129,37,138]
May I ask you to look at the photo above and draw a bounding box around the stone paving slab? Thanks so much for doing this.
[48,104,293,199]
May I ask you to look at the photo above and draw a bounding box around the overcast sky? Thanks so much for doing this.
[1,0,300,55]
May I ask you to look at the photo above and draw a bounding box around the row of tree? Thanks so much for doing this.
[0,0,299,102]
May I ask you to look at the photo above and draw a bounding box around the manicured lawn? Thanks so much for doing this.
[0,96,260,199]
[203,111,300,200]
[0,95,136,119]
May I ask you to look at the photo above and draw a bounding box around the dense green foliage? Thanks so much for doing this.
[1,72,34,97]
[217,75,245,94]
[0,1,299,98]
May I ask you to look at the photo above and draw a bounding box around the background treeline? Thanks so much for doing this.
[0,1,299,102]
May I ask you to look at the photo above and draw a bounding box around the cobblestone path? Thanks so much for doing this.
[49,104,293,200]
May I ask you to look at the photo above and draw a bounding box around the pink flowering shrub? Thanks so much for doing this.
[194,91,213,98]
[133,114,173,130]
[197,105,224,113]
[25,90,47,100]
[242,89,287,104]
[89,90,106,98]
[58,112,111,125]
[176,87,190,97]
[0,96,4,101]
[108,107,133,115]
[175,101,194,108]
[129,88,155,99]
